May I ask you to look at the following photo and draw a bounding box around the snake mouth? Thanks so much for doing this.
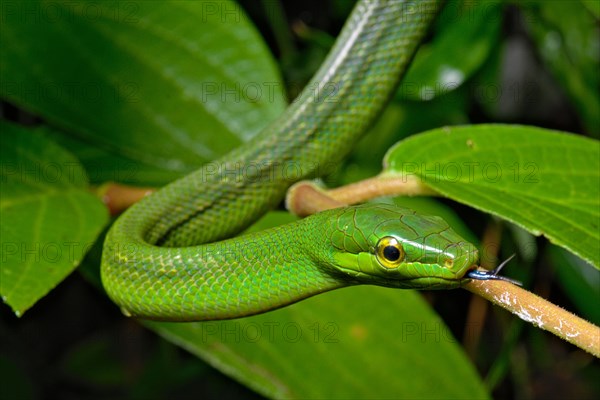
[393,275,472,290]
[332,263,471,290]
[466,264,480,274]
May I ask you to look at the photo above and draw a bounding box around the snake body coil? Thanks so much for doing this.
[101,0,479,321]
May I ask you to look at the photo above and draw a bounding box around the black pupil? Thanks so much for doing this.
[383,245,401,261]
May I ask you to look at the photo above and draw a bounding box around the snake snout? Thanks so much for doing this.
[440,243,479,277]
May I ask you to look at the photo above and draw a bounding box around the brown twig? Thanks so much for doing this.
[286,175,436,216]
[327,174,437,203]
[465,279,600,358]
[286,181,346,216]
[95,182,154,216]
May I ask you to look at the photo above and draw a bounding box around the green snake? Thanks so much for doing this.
[101,0,481,322]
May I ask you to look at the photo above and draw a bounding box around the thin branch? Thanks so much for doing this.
[286,176,436,216]
[95,182,154,216]
[286,181,346,217]
[464,279,600,358]
[327,174,437,204]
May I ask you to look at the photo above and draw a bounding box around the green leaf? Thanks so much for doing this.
[522,1,600,136]
[147,289,487,399]
[383,124,600,268]
[397,0,502,101]
[0,0,286,185]
[0,121,108,315]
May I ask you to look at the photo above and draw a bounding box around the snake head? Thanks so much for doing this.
[325,204,478,289]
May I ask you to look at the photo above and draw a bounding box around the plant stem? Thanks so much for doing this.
[464,279,600,358]
[286,175,436,216]
[95,182,154,216]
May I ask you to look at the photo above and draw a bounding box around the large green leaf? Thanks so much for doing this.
[0,0,286,185]
[0,121,108,315]
[383,124,600,268]
[147,287,488,399]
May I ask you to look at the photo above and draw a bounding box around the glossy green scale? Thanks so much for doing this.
[100,0,480,322]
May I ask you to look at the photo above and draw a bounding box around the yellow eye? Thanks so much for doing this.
[376,236,405,268]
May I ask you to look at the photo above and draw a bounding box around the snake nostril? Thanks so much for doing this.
[443,258,454,269]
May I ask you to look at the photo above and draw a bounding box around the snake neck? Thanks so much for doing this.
[103,214,349,321]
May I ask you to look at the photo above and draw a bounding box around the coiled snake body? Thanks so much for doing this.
[101,0,479,321]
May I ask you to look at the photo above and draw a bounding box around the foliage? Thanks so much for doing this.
[1,1,598,399]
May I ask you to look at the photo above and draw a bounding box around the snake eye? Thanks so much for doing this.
[376,236,405,268]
